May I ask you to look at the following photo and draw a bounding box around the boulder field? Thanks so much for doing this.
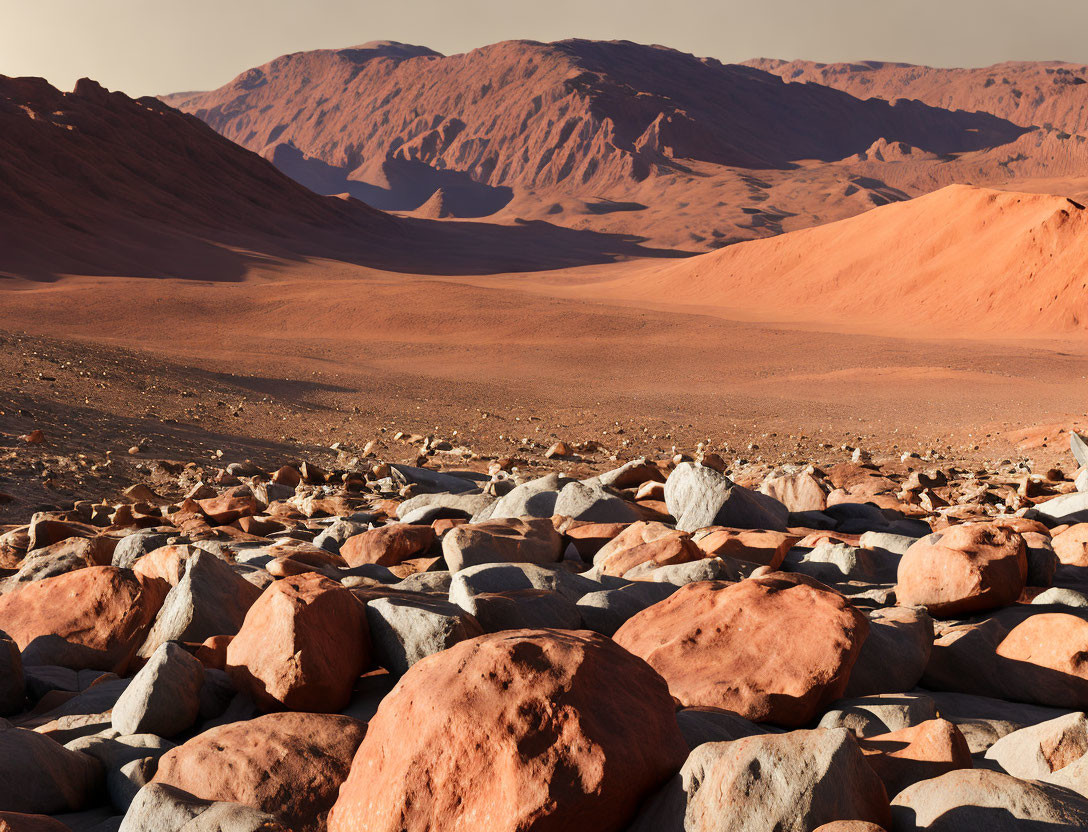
[0,434,1087,829]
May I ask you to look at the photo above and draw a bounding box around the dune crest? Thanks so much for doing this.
[597,184,1088,337]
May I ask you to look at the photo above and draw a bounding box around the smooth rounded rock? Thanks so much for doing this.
[327,628,687,832]
[614,573,869,727]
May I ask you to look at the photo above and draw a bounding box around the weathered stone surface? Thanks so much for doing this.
[120,782,286,832]
[890,769,1088,830]
[664,462,788,533]
[630,728,890,832]
[552,480,640,524]
[226,573,370,712]
[152,712,364,832]
[111,642,205,737]
[785,541,897,585]
[4,536,114,591]
[593,522,701,577]
[845,607,933,697]
[761,471,828,512]
[448,562,601,607]
[479,473,570,521]
[690,527,797,570]
[575,582,678,636]
[858,719,972,798]
[613,574,869,727]
[674,706,770,750]
[1054,524,1088,567]
[819,693,940,738]
[341,524,435,567]
[0,630,23,716]
[0,566,164,674]
[365,595,483,676]
[442,517,563,573]
[895,524,1027,617]
[327,629,687,832]
[461,588,582,632]
[137,551,261,658]
[985,712,1088,780]
[1032,492,1088,526]
[0,724,102,814]
[924,608,1088,712]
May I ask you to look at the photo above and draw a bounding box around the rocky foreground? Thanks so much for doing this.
[2,433,1088,831]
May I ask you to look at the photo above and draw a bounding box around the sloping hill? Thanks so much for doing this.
[168,39,1024,215]
[747,59,1088,135]
[0,73,682,280]
[596,185,1088,337]
[0,74,398,280]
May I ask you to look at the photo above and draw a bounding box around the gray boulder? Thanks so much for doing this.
[675,707,774,750]
[461,588,582,632]
[111,643,205,738]
[783,541,897,584]
[0,629,23,715]
[625,556,739,584]
[891,768,1088,830]
[448,562,601,608]
[552,480,640,523]
[112,530,176,570]
[312,519,370,554]
[923,690,1075,755]
[0,723,103,813]
[389,464,478,494]
[845,606,934,697]
[119,782,285,832]
[629,727,890,832]
[138,551,262,658]
[477,473,573,521]
[664,462,788,533]
[984,711,1088,780]
[1032,587,1088,607]
[818,692,939,737]
[576,582,677,636]
[1031,491,1088,526]
[365,596,484,676]
[396,491,494,524]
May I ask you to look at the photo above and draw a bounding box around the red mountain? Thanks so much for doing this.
[166,39,1031,248]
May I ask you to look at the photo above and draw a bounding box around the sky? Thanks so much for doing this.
[3,0,1086,98]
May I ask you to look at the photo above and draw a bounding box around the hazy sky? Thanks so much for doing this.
[3,0,1086,97]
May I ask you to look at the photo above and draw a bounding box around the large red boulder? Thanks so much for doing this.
[895,524,1026,617]
[340,524,435,567]
[593,521,702,577]
[226,573,370,712]
[153,712,366,832]
[613,573,869,727]
[0,566,164,673]
[326,629,687,832]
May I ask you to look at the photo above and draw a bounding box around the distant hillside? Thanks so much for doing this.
[166,39,1025,231]
[746,59,1088,134]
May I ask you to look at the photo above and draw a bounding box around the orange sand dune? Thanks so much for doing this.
[589,185,1088,337]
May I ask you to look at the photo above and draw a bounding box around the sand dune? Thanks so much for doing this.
[591,185,1088,337]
